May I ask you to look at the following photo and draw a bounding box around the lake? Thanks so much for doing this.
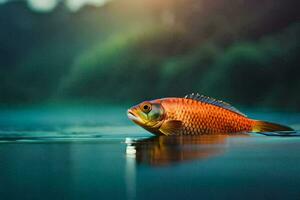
[0,105,300,200]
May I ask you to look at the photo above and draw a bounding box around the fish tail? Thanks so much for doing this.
[252,120,294,132]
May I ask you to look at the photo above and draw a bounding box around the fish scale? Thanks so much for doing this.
[157,98,253,135]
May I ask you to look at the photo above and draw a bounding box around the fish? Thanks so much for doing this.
[127,93,294,136]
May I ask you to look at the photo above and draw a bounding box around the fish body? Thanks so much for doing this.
[152,97,253,135]
[127,94,293,136]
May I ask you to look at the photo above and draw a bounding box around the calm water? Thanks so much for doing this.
[1,106,300,200]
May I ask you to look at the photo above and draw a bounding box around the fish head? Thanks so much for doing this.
[127,100,165,132]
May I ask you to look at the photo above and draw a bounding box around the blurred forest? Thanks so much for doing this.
[0,0,299,110]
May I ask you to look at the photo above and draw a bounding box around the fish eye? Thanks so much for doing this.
[140,102,152,113]
[143,105,149,110]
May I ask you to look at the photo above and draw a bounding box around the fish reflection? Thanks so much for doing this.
[126,135,238,166]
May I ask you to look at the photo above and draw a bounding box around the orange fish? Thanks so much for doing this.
[127,93,293,135]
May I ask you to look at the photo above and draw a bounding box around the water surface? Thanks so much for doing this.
[0,106,300,200]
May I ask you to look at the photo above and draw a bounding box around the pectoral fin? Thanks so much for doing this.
[159,120,183,135]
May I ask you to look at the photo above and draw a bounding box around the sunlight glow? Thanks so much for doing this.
[27,0,58,12]
[65,0,111,11]
[26,0,111,12]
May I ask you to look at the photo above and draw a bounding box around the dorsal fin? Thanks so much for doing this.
[184,93,247,117]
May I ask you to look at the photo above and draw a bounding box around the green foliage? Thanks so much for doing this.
[60,26,190,102]
[200,23,300,108]
[0,1,299,110]
[158,44,220,96]
[59,22,300,110]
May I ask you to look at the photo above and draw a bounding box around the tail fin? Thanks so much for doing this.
[252,120,294,132]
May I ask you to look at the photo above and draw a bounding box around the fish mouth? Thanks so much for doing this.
[127,109,143,124]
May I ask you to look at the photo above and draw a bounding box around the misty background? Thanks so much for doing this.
[0,0,299,110]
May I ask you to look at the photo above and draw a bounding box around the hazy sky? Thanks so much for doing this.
[1,0,111,11]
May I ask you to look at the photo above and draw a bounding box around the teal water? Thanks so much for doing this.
[1,106,300,200]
